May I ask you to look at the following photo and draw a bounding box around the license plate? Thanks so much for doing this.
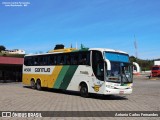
[119,91,124,94]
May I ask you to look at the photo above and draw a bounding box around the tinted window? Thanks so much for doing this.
[92,50,104,81]
[105,52,129,62]
[152,67,160,70]
[24,51,90,66]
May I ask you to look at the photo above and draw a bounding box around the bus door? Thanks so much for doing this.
[91,50,105,93]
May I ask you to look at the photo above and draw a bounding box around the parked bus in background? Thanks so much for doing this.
[151,65,160,77]
[22,46,133,97]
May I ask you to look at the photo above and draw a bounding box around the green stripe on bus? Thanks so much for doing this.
[53,65,70,89]
[59,65,78,90]
[72,48,89,52]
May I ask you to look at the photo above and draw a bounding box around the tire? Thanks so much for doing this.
[30,79,36,89]
[80,84,89,98]
[36,80,41,90]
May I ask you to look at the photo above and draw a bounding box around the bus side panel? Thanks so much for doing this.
[48,66,63,88]
[66,65,105,94]
[53,65,70,89]
[23,73,48,87]
[22,74,31,86]
[23,65,55,87]
[59,65,78,89]
[66,66,91,91]
[39,75,48,87]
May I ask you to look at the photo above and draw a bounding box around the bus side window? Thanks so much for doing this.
[86,52,90,65]
[53,55,57,65]
[48,56,51,65]
[79,52,90,65]
[57,55,64,65]
[63,55,66,65]
[66,54,71,65]
[50,55,56,65]
[73,54,78,65]
[79,53,87,65]
[24,57,29,66]
[43,56,49,65]
[48,55,52,65]
[29,57,34,66]
[39,56,44,65]
[70,54,76,65]
[34,57,39,65]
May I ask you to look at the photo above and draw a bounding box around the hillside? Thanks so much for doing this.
[130,56,155,71]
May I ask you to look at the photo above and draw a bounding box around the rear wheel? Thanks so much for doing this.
[80,84,89,98]
[36,80,41,90]
[30,79,36,89]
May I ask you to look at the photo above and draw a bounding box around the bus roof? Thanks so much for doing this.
[89,48,128,54]
[25,48,128,57]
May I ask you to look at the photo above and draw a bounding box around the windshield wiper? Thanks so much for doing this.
[123,73,129,83]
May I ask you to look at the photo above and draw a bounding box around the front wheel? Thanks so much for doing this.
[80,84,89,98]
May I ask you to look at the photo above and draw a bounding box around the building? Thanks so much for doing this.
[1,49,25,54]
[0,54,24,82]
[154,60,160,65]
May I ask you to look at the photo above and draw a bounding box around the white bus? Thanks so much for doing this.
[23,47,133,97]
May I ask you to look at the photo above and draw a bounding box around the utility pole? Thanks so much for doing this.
[134,35,138,59]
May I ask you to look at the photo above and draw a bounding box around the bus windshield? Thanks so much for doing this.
[105,52,132,84]
[152,67,160,70]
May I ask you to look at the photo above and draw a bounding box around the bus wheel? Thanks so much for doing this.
[30,79,36,89]
[36,80,41,90]
[80,84,89,98]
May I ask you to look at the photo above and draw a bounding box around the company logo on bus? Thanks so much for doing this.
[92,84,103,92]
[35,68,50,72]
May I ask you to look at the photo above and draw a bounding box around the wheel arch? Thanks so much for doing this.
[30,78,35,83]
[79,81,89,91]
[36,78,42,86]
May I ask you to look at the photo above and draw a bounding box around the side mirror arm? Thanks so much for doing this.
[105,59,111,70]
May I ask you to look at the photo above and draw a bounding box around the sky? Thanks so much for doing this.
[0,0,160,59]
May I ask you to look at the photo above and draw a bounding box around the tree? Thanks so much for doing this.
[0,45,6,52]
[130,56,154,71]
[129,56,137,62]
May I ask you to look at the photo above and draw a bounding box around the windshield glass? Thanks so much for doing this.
[152,67,160,70]
[105,52,132,84]
[105,52,129,63]
[106,62,133,83]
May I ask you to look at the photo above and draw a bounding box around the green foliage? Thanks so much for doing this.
[0,45,6,52]
[0,53,25,58]
[130,56,154,71]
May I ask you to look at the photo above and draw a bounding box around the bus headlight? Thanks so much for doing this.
[106,85,114,89]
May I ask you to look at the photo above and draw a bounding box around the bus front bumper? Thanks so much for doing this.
[104,88,132,95]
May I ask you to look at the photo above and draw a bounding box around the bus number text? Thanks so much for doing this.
[24,68,31,72]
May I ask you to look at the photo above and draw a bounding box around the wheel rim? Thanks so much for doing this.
[31,80,35,89]
[81,85,88,97]
[37,81,41,90]
[82,87,87,94]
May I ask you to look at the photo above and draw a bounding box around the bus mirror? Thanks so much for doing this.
[105,59,111,70]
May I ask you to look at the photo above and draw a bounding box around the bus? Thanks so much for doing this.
[22,47,133,97]
[151,65,160,77]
